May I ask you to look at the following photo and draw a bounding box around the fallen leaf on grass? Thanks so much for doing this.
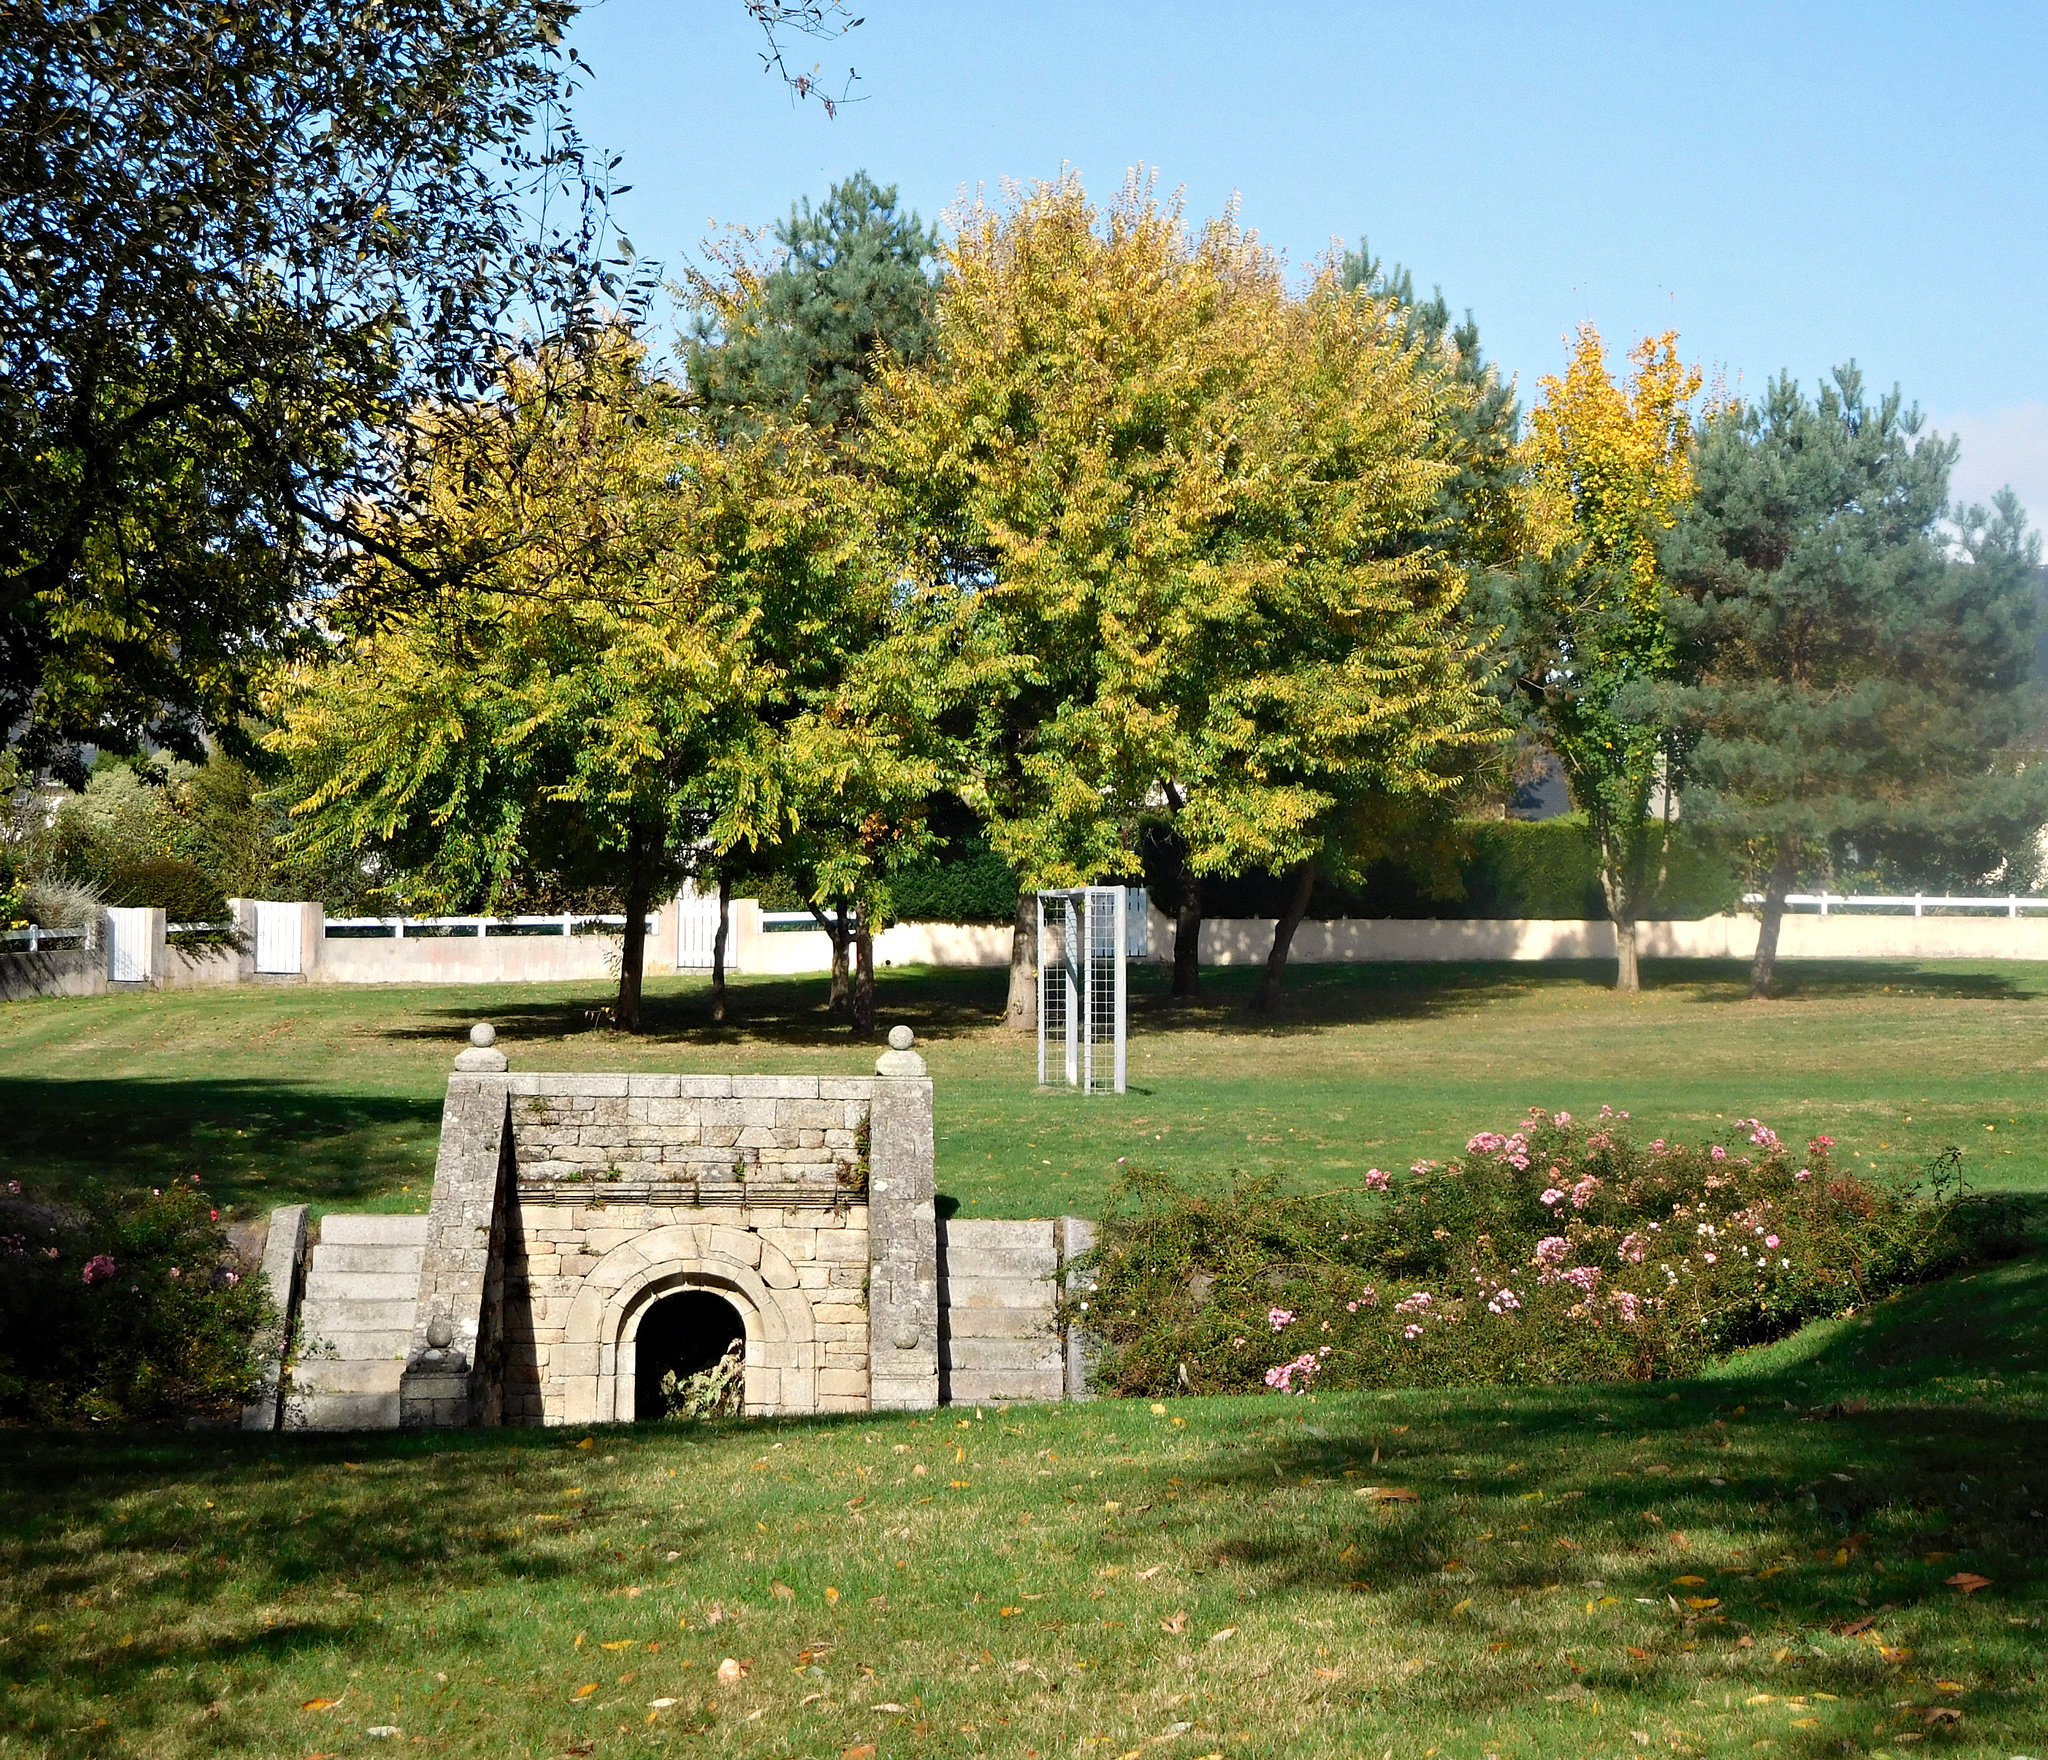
[599,1639,634,1651]
[1684,1598,1720,1610]
[571,1684,598,1701]
[716,1658,748,1684]
[843,1745,877,1760]
[1837,1617,1878,1637]
[1316,1667,1342,1678]
[1207,1627,1238,1644]
[1450,1598,1472,1616]
[1746,1695,1777,1706]
[647,1699,679,1710]
[949,1480,972,1489]
[1790,1717,1819,1728]
[1354,1486,1419,1503]
[1920,1707,1963,1725]
[770,1581,795,1600]
[871,1703,909,1713]
[1944,1572,1991,1594]
[825,1587,840,1606]
[1625,1647,1651,1661]
[1878,1646,1913,1664]
[301,1698,343,1711]
[1136,1566,1163,1580]
[1161,1611,1189,1634]
[1673,1576,1707,1587]
[1932,1681,1964,1694]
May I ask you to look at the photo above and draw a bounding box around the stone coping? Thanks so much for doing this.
[503,1073,881,1100]
[514,1178,865,1207]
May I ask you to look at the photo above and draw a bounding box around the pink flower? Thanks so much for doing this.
[1650,1138,1667,1154]
[209,1209,218,1222]
[190,1173,202,1185]
[1554,1111,1573,1126]
[1267,1307,1296,1331]
[1403,1324,1424,1340]
[168,1266,180,1278]
[1540,1188,1565,1207]
[1534,1236,1571,1267]
[1363,1167,1390,1191]
[1569,1176,1601,1209]
[1809,1135,1835,1150]
[5,1179,19,1196]
[1617,1233,1647,1265]
[1346,1301,1358,1313]
[1487,1289,1522,1314]
[1794,1168,1811,1182]
[81,1253,117,1286]
[1393,1291,1434,1315]
[1610,1291,1641,1322]
[1466,1131,1505,1154]
[1409,1159,1434,1175]
[1264,1352,1321,1393]
[1764,1234,1779,1249]
[1710,1145,1727,1162]
[1703,1252,1717,1264]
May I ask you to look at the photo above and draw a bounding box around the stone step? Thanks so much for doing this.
[295,1326,414,1362]
[942,1282,1060,1311]
[939,1246,1059,1280]
[944,1337,1062,1373]
[288,1391,402,1431]
[318,1213,432,1245]
[309,1243,427,1277]
[943,1220,1058,1250]
[945,1369,1063,1404]
[944,1307,1059,1340]
[293,1359,406,1396]
[303,1269,421,1304]
[299,1299,418,1335]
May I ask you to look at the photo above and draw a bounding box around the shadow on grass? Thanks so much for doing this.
[377,964,1014,1047]
[0,1077,441,1215]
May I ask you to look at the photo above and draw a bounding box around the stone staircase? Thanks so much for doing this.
[287,1214,429,1430]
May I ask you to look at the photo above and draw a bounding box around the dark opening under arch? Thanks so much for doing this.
[634,1289,745,1420]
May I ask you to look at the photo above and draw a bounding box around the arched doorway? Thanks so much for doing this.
[632,1289,746,1420]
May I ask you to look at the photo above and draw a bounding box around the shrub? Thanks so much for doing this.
[885,839,1020,925]
[0,1178,272,1424]
[103,855,229,921]
[1071,1110,1974,1397]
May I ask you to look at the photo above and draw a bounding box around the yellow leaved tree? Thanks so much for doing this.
[1515,324,1709,993]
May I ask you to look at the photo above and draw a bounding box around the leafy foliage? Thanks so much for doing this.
[1075,1111,1976,1398]
[1659,370,2048,990]
[689,171,937,436]
[0,0,632,764]
[0,1176,270,1423]
[1513,328,1709,989]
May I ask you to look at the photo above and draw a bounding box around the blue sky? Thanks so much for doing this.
[565,0,2048,523]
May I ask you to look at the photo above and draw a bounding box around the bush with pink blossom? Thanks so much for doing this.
[0,1178,270,1423]
[1067,1107,1978,1398]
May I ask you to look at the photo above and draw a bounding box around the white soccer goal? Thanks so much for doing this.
[1036,887,1141,1095]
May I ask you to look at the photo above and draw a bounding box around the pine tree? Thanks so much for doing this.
[1660,368,2048,997]
[688,171,937,436]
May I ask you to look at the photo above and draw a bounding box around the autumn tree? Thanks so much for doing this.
[274,339,894,1030]
[1660,369,2048,997]
[866,175,1503,1021]
[1514,326,1705,994]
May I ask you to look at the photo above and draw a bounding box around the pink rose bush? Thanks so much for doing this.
[1071,1105,1976,1398]
[0,1176,271,1423]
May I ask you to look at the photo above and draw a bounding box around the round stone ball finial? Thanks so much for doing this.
[875,1022,926,1078]
[425,1316,454,1351]
[454,1021,509,1072]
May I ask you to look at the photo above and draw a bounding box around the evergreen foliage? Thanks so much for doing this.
[688,171,937,435]
[1659,368,2048,994]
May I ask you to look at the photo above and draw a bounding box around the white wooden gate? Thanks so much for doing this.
[106,907,149,982]
[674,883,722,971]
[254,902,303,975]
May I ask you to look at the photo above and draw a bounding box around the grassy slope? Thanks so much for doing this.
[2,1255,2041,1759]
[2,958,2046,1220]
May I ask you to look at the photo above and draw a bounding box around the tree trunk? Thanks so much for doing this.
[1005,889,1037,1033]
[1613,913,1640,995]
[710,873,731,1024]
[1594,823,1642,997]
[1749,834,1798,1000]
[852,898,877,1034]
[807,898,853,1015]
[1248,859,1316,1014]
[613,827,656,1032]
[1171,873,1203,1001]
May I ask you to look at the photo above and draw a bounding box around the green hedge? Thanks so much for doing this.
[885,840,1019,925]
[1192,818,1739,922]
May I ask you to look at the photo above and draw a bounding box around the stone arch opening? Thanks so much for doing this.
[632,1288,745,1420]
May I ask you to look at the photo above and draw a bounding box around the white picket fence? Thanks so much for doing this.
[1745,892,2048,918]
[0,924,91,953]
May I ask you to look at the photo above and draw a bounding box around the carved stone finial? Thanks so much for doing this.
[875,1023,926,1078]
[455,1021,508,1072]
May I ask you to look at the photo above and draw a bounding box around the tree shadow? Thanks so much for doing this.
[379,966,1013,1048]
[0,1077,442,1214]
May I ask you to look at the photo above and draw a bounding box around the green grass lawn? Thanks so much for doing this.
[3,1253,2041,1760]
[3,957,2047,1222]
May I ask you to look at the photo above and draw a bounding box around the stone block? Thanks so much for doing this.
[677,1075,734,1098]
[818,1079,877,1101]
[707,1226,763,1268]
[626,1075,682,1098]
[812,1301,866,1326]
[817,1229,869,1263]
[736,1075,821,1099]
[560,1376,598,1424]
[818,1367,869,1397]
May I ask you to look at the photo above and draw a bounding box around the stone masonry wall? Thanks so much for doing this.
[487,1073,902,1424]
